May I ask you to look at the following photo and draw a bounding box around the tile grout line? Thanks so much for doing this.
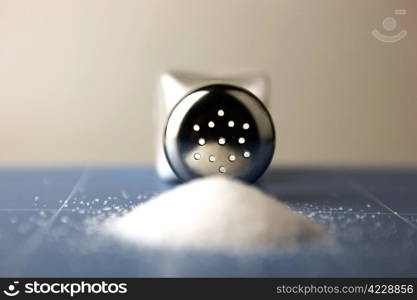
[297,210,417,216]
[0,209,73,212]
[49,169,90,222]
[0,168,91,276]
[348,179,417,230]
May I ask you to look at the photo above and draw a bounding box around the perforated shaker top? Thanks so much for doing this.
[164,84,276,182]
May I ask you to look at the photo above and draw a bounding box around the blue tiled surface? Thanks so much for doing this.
[0,167,416,277]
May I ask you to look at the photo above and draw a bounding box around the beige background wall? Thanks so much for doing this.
[0,0,416,166]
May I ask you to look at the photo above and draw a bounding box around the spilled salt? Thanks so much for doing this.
[99,177,326,254]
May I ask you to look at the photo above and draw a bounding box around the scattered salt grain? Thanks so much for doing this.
[60,216,70,224]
